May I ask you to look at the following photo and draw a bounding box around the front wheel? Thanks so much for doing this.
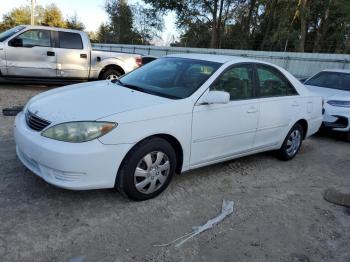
[116,137,177,201]
[276,123,304,161]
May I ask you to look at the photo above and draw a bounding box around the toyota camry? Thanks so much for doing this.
[15,54,323,200]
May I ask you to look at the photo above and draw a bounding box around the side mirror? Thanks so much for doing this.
[9,38,23,47]
[201,91,230,105]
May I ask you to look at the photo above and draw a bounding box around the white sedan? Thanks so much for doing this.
[304,69,350,141]
[14,54,323,200]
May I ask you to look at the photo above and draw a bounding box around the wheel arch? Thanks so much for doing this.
[295,119,308,139]
[98,64,125,79]
[119,134,184,175]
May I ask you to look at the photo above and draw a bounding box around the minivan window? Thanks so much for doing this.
[305,71,350,91]
[59,32,83,49]
[0,26,25,42]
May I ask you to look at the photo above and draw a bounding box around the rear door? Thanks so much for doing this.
[191,63,260,167]
[5,29,57,77]
[254,64,300,148]
[55,31,90,79]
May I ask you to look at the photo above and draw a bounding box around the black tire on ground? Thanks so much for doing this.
[101,68,123,80]
[116,137,177,201]
[276,123,304,161]
[344,132,350,142]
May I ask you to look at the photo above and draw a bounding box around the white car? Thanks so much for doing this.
[14,54,323,200]
[304,69,350,141]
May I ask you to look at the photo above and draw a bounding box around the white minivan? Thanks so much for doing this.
[14,54,323,200]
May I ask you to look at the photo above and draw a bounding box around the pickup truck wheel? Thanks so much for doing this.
[102,68,122,80]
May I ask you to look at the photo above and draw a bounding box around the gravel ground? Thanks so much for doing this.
[0,84,350,262]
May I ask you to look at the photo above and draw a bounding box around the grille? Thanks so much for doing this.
[25,110,51,131]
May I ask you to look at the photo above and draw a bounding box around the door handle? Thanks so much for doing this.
[80,54,87,59]
[247,107,258,113]
[47,51,55,56]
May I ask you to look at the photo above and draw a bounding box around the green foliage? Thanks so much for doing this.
[146,0,350,53]
[0,4,86,32]
[96,0,163,44]
[66,13,85,31]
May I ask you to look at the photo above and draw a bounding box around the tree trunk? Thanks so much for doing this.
[210,0,218,48]
[298,0,309,52]
[313,0,332,53]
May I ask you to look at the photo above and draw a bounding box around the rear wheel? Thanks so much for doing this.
[276,123,304,161]
[116,137,177,201]
[101,68,123,80]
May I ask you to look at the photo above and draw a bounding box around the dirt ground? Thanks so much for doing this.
[0,84,349,262]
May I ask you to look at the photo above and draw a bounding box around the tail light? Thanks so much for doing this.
[136,56,142,67]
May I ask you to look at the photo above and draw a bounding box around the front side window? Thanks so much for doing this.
[211,64,254,100]
[59,32,83,49]
[118,57,221,99]
[14,29,51,47]
[257,65,298,97]
[305,71,350,91]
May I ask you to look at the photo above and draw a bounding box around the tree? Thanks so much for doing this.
[66,13,85,30]
[0,6,31,31]
[144,0,240,48]
[105,0,137,43]
[0,4,86,32]
[41,4,66,27]
[132,3,164,44]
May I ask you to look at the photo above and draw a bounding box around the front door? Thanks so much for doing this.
[190,64,260,167]
[5,29,57,77]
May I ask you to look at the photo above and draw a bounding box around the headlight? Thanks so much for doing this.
[41,121,116,143]
[327,100,350,108]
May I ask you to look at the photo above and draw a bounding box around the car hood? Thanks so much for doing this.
[305,84,350,101]
[26,81,170,123]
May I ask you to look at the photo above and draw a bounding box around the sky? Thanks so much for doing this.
[0,0,179,45]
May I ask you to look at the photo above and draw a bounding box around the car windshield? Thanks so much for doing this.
[0,26,25,42]
[117,57,222,99]
[305,71,350,91]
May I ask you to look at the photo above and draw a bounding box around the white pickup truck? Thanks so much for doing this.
[0,25,144,83]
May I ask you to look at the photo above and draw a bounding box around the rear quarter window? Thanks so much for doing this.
[59,32,83,49]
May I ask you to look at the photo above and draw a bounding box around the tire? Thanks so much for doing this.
[276,123,304,161]
[116,137,177,201]
[101,68,122,80]
[344,132,350,142]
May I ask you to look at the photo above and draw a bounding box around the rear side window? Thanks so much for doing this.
[59,32,83,49]
[211,64,254,100]
[257,64,298,97]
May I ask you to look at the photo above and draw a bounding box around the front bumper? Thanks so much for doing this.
[14,112,132,190]
[322,104,350,132]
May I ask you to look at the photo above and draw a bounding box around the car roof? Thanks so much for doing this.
[321,69,350,74]
[19,25,84,34]
[166,53,254,64]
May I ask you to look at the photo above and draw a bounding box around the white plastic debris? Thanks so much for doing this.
[153,199,234,248]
